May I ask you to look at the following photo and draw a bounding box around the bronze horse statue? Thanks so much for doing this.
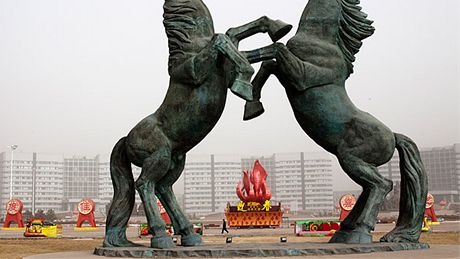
[243,0,427,243]
[104,0,292,249]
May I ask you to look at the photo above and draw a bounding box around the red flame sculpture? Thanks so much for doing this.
[236,160,272,203]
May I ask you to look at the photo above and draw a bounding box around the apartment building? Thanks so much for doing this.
[183,154,241,216]
[0,152,63,216]
[183,152,334,216]
[275,152,334,213]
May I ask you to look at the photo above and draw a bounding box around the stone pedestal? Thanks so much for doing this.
[94,242,429,258]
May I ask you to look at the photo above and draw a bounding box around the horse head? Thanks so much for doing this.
[163,0,215,69]
[290,0,375,76]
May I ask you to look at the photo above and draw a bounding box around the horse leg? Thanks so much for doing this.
[214,34,254,101]
[155,155,203,246]
[103,138,141,247]
[243,60,277,121]
[329,153,393,244]
[226,16,292,47]
[135,144,175,249]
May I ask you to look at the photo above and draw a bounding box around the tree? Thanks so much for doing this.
[45,209,57,222]
[23,209,33,221]
[35,209,46,220]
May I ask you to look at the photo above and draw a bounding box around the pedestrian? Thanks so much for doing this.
[221,219,229,234]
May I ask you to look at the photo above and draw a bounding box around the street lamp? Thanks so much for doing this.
[8,145,18,200]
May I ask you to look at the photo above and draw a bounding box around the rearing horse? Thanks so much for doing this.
[104,0,292,249]
[243,0,427,243]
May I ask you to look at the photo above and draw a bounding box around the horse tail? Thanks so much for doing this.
[104,137,136,244]
[386,133,427,242]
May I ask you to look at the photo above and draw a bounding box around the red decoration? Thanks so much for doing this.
[76,199,96,228]
[227,161,282,228]
[236,160,272,203]
[3,199,24,228]
[424,193,438,222]
[157,200,171,225]
[339,194,356,221]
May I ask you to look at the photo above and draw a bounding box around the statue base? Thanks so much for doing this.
[94,242,429,257]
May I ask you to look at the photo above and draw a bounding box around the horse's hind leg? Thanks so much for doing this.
[226,16,292,47]
[330,153,393,244]
[104,138,140,247]
[135,144,175,248]
[155,154,203,246]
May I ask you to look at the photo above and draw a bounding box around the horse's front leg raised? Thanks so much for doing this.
[226,16,292,47]
[214,34,254,101]
[243,60,277,120]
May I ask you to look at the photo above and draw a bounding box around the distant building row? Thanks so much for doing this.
[1,143,459,217]
[184,152,335,216]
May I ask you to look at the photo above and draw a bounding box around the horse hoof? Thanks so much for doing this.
[380,230,420,243]
[329,230,372,244]
[268,20,293,42]
[231,79,253,101]
[151,236,176,249]
[103,236,144,247]
[243,101,265,120]
[181,233,204,247]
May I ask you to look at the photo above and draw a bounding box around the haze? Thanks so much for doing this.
[0,1,458,191]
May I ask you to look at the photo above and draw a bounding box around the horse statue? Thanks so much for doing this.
[242,0,428,244]
[104,0,292,249]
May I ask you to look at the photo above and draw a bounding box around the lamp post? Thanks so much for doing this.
[9,145,18,200]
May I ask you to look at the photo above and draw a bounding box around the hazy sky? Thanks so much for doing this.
[0,1,458,179]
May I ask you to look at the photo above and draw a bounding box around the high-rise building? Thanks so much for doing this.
[378,143,460,202]
[0,152,63,215]
[274,152,334,213]
[183,154,241,216]
[183,152,334,216]
[62,156,100,211]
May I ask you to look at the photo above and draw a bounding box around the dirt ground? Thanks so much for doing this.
[0,232,458,259]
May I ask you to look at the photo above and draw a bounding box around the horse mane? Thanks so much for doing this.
[163,0,199,62]
[337,0,375,74]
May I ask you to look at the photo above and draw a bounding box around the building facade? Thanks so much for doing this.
[183,154,241,216]
[274,152,334,213]
[183,152,335,216]
[0,152,63,216]
[62,156,100,211]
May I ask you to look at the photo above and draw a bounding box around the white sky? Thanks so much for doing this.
[0,1,459,191]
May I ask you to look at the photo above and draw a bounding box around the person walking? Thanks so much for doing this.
[221,219,229,234]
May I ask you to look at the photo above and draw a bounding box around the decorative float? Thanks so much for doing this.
[74,198,97,230]
[24,219,59,237]
[2,198,25,229]
[339,194,356,221]
[422,192,440,232]
[425,193,439,224]
[225,160,283,228]
[294,219,341,237]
